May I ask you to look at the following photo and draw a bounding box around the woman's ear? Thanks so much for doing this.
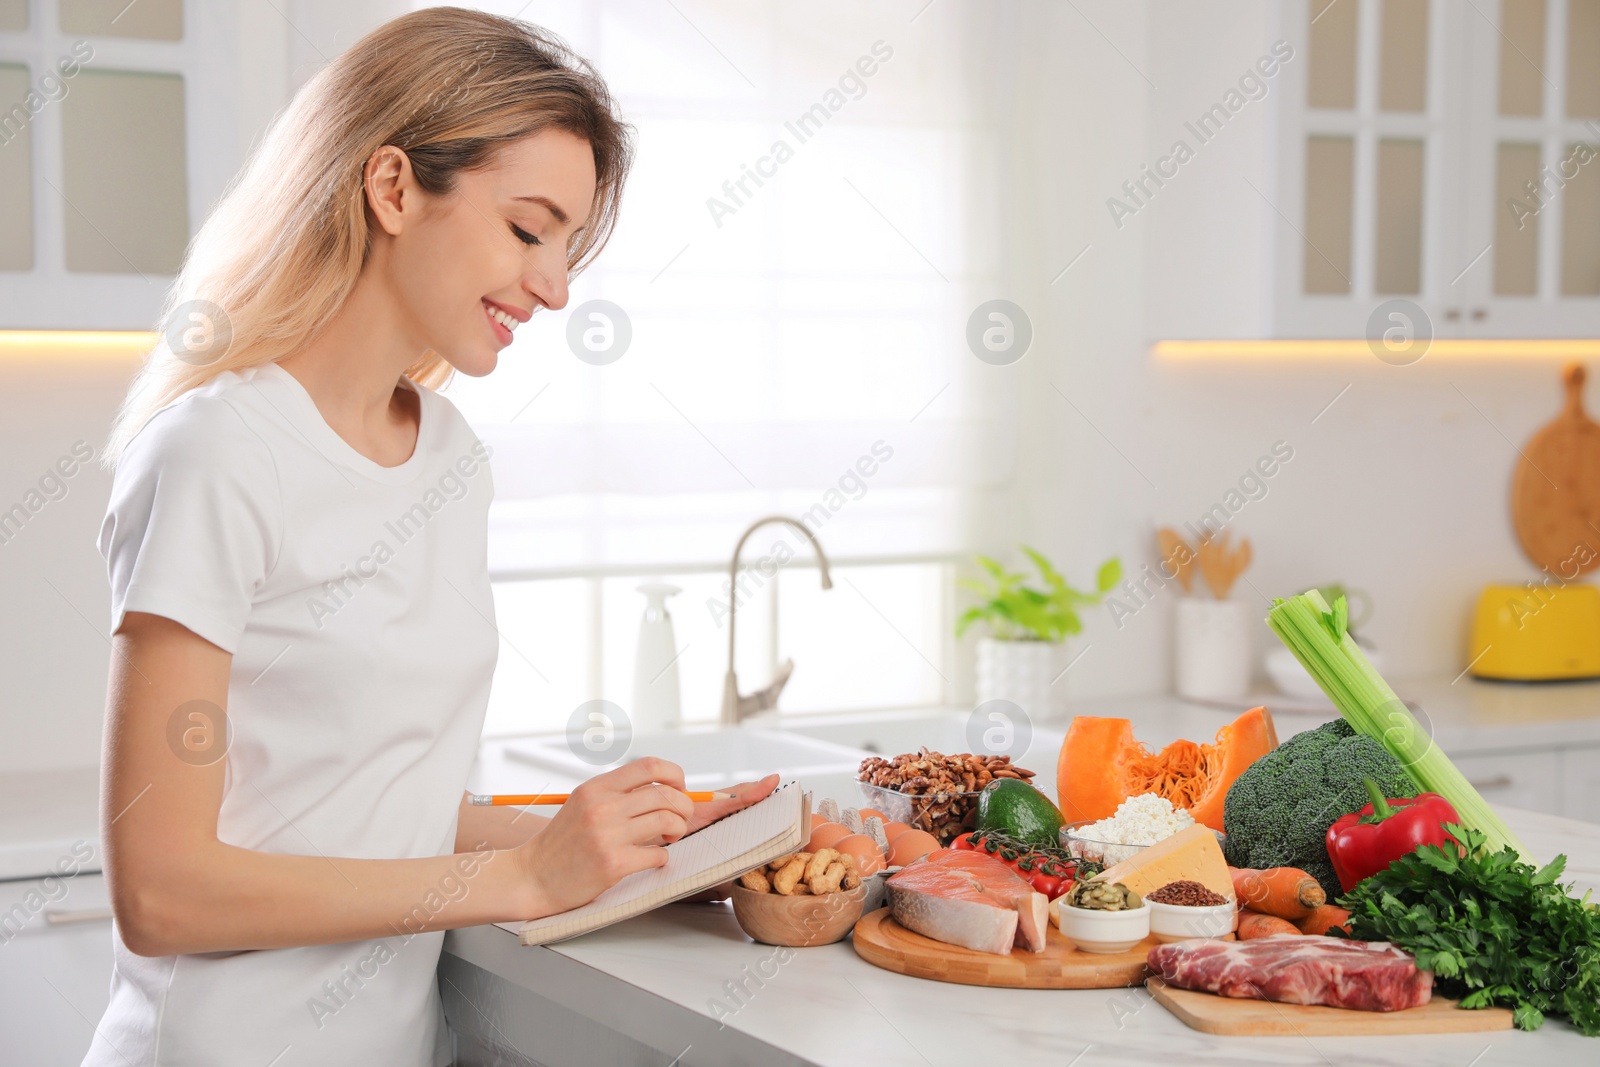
[364,145,414,237]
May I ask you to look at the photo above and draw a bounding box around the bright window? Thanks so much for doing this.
[419,0,1014,733]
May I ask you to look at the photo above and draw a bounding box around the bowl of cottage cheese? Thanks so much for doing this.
[1060,793,1212,866]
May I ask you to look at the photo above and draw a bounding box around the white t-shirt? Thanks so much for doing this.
[89,361,498,1067]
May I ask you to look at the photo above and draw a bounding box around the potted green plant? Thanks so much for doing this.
[956,547,1121,719]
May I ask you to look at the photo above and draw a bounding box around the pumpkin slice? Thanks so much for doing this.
[1055,706,1278,832]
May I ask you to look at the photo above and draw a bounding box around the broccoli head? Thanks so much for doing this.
[1222,718,1419,898]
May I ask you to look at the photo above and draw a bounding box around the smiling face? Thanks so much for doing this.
[375,128,598,377]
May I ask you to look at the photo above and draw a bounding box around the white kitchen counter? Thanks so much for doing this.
[0,766,101,881]
[441,804,1600,1067]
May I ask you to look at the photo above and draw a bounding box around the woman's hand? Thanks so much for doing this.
[685,773,780,836]
[513,757,695,918]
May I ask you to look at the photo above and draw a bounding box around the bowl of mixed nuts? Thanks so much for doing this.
[856,748,1036,845]
[731,848,870,947]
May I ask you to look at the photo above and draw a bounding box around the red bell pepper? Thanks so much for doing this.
[1325,778,1462,893]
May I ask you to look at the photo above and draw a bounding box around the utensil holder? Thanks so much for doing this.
[1175,598,1252,701]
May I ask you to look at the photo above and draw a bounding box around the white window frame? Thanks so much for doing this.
[0,0,243,330]
[482,553,961,735]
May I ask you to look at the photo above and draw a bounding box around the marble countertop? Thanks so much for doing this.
[444,804,1600,1067]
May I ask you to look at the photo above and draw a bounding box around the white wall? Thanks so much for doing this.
[1011,0,1585,701]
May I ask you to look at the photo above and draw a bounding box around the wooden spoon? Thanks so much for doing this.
[1196,531,1252,599]
[1156,527,1195,594]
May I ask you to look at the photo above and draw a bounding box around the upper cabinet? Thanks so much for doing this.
[1274,0,1600,338]
[0,0,244,330]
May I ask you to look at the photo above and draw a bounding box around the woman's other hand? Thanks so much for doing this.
[515,757,694,917]
[685,773,779,835]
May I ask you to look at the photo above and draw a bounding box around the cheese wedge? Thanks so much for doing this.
[1089,824,1233,901]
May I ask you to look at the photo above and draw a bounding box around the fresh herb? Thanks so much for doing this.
[955,547,1121,643]
[1267,590,1529,861]
[1337,824,1600,1035]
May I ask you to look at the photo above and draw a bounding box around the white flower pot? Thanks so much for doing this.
[976,637,1058,721]
[1175,599,1252,701]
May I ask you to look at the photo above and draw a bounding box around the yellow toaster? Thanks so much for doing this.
[1469,583,1600,680]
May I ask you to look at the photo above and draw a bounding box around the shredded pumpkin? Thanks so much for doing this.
[1055,706,1278,831]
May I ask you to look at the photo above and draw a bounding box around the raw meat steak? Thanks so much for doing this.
[1147,935,1433,1012]
[886,850,1049,955]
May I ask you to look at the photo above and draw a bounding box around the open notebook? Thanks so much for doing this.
[498,780,809,946]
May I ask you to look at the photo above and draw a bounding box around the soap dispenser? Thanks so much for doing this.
[632,581,683,732]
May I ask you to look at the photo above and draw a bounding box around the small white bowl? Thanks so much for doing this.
[1145,898,1236,943]
[1056,900,1150,954]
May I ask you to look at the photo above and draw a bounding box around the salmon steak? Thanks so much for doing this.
[885,849,1049,955]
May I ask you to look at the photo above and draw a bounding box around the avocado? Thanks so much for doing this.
[975,778,1065,847]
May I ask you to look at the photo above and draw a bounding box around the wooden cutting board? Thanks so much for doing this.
[1147,978,1515,1036]
[1512,363,1600,574]
[850,908,1152,989]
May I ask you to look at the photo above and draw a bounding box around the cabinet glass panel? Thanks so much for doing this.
[1378,0,1428,112]
[59,0,182,41]
[1375,138,1424,293]
[61,69,188,274]
[1499,0,1546,116]
[1568,0,1600,118]
[0,0,27,31]
[1304,135,1355,293]
[0,64,33,270]
[1495,142,1542,295]
[1560,142,1600,294]
[1308,0,1358,109]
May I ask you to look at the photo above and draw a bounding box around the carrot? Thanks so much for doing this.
[1228,866,1326,920]
[1237,908,1302,939]
[1294,904,1351,936]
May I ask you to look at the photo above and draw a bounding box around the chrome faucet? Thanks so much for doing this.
[720,515,832,726]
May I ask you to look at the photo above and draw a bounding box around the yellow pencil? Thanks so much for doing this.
[467,790,734,806]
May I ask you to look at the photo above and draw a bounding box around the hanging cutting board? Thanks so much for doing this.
[1512,363,1600,574]
[850,908,1152,989]
[1147,978,1515,1036]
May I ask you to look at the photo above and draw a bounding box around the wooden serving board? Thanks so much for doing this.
[850,908,1152,989]
[1147,978,1516,1036]
[1512,363,1600,574]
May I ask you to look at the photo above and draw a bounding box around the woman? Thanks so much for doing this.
[90,9,775,1065]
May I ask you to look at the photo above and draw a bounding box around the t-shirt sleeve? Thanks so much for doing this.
[98,394,282,654]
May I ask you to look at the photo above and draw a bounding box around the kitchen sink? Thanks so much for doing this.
[503,726,872,789]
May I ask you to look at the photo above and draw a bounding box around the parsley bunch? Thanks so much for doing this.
[1337,824,1600,1034]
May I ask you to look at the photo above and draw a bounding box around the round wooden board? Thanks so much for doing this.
[1512,364,1600,575]
[850,908,1151,989]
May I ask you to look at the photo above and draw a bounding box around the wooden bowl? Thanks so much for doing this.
[730,883,868,947]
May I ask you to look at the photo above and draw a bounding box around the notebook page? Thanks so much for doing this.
[500,780,805,944]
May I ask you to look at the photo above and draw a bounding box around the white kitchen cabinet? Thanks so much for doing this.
[0,871,114,1065]
[1445,749,1563,817]
[1273,0,1600,339]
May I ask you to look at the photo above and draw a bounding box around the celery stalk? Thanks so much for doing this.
[1266,590,1529,861]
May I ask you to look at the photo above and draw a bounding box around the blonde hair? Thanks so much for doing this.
[104,6,633,465]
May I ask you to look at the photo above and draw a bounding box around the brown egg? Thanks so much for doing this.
[809,813,827,831]
[834,834,887,877]
[806,822,851,853]
[881,821,913,843]
[887,829,942,867]
[858,807,887,822]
